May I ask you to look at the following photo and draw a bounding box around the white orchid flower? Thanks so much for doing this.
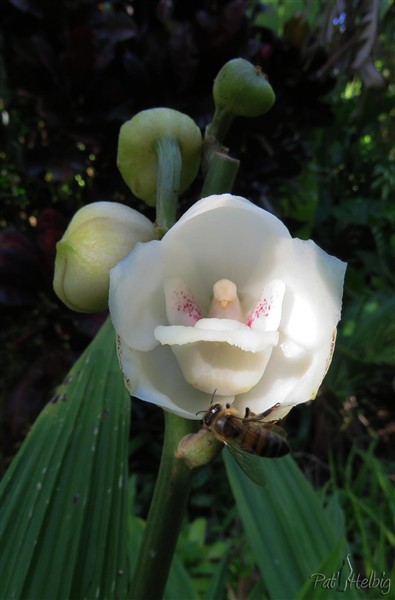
[109,194,346,420]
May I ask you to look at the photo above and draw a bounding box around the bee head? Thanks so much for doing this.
[202,403,223,428]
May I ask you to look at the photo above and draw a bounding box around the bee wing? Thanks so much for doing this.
[242,414,288,439]
[225,442,267,487]
[239,416,288,438]
[261,423,288,438]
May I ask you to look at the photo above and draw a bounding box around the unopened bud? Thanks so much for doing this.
[53,202,154,312]
[117,108,202,206]
[213,58,275,118]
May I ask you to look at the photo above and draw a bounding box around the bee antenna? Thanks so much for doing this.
[196,389,218,416]
[210,389,217,405]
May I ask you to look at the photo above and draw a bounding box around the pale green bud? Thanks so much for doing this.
[117,108,202,206]
[213,58,275,118]
[53,201,154,312]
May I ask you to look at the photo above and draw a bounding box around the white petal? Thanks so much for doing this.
[246,280,285,331]
[233,331,337,417]
[164,278,202,325]
[109,240,166,351]
[160,195,291,305]
[284,334,337,406]
[273,238,346,349]
[174,194,253,223]
[117,336,228,419]
[233,343,312,416]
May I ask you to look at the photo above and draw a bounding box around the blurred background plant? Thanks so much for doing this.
[1,0,394,598]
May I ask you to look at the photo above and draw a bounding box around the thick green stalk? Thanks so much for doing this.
[155,137,182,234]
[201,151,240,197]
[202,106,240,194]
[130,412,197,600]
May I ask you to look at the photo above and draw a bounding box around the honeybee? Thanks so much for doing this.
[202,396,290,485]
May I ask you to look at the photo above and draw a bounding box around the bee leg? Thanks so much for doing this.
[260,402,281,418]
[243,402,282,422]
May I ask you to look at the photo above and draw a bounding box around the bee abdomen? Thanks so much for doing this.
[240,426,290,457]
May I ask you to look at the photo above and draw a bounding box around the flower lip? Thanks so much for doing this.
[155,318,279,352]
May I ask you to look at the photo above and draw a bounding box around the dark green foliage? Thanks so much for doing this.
[327,443,395,575]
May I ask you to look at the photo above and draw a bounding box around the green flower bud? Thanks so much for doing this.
[117,108,202,207]
[213,58,275,118]
[53,202,154,312]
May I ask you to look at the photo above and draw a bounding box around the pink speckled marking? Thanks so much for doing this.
[172,287,202,324]
[246,297,271,327]
[246,281,285,331]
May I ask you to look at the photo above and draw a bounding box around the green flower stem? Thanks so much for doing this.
[201,151,240,197]
[155,137,182,234]
[206,106,235,145]
[130,412,197,600]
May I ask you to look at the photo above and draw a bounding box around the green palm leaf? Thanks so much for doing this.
[0,319,131,600]
[224,452,361,599]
